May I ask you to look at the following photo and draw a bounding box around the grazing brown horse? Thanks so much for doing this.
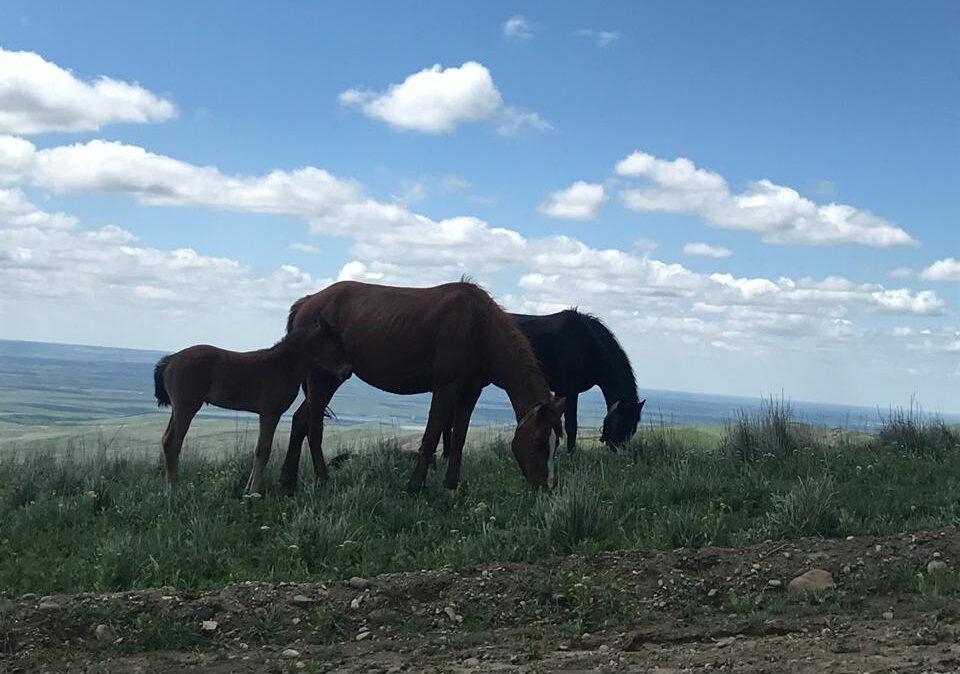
[280,280,565,492]
[153,320,352,492]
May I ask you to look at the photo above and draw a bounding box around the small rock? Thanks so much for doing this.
[788,569,835,593]
[443,606,463,623]
[768,579,782,588]
[356,630,371,641]
[707,588,718,598]
[350,596,362,610]
[20,593,37,602]
[927,560,948,574]
[882,611,894,620]
[281,648,300,658]
[464,657,480,667]
[291,594,313,607]
[200,620,218,632]
[38,601,60,611]
[195,606,215,621]
[94,624,114,641]
[292,617,301,625]
[348,577,370,590]
[242,492,262,499]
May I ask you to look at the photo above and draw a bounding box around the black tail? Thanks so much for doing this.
[154,356,172,407]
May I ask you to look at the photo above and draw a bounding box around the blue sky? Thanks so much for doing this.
[0,1,957,410]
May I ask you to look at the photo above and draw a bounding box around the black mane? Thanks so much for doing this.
[569,310,638,402]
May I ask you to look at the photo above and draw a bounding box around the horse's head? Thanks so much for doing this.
[303,319,352,382]
[511,396,565,490]
[600,398,645,450]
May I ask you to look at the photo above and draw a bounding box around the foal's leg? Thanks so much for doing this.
[443,386,482,490]
[407,387,455,493]
[162,401,200,487]
[244,413,281,495]
[564,393,579,452]
[279,400,310,493]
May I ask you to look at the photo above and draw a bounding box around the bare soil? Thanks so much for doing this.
[4,528,960,673]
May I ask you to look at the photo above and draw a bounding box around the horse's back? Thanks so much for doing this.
[289,281,494,393]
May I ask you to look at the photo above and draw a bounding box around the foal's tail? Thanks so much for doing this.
[153,356,172,407]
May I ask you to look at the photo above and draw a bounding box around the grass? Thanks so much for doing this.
[1,405,960,597]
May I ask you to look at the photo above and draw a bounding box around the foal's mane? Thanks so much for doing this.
[568,309,638,399]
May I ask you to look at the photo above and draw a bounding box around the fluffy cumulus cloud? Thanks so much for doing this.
[502,15,533,40]
[0,47,175,134]
[920,258,960,282]
[338,61,546,135]
[539,181,607,220]
[616,151,917,248]
[0,187,332,347]
[683,242,732,258]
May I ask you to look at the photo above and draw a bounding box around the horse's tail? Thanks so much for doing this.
[287,294,311,334]
[153,356,172,407]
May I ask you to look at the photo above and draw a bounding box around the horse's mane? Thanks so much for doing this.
[458,280,547,396]
[567,309,638,400]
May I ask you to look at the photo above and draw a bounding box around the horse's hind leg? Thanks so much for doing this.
[407,387,455,493]
[244,413,281,495]
[443,386,482,490]
[163,401,199,487]
[279,400,310,493]
[304,371,343,487]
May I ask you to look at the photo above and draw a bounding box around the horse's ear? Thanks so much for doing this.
[608,400,621,414]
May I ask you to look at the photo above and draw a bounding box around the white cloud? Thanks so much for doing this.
[920,258,960,282]
[683,242,732,258]
[503,15,533,40]
[338,62,547,135]
[289,242,319,254]
[575,29,620,47]
[617,150,917,248]
[888,267,914,279]
[0,47,175,134]
[0,187,333,348]
[633,238,659,253]
[539,181,606,220]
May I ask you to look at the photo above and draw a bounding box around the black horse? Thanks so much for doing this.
[444,309,644,453]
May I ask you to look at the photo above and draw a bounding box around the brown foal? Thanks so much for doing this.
[153,320,351,492]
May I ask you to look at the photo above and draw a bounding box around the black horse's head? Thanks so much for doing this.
[600,398,645,450]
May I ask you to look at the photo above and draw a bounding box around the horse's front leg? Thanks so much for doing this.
[443,386,482,490]
[244,413,281,494]
[564,393,579,452]
[407,387,455,493]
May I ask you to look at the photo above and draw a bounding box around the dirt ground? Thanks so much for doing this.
[4,528,960,673]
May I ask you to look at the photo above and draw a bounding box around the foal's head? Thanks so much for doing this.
[289,319,352,382]
[511,396,565,491]
[600,398,645,450]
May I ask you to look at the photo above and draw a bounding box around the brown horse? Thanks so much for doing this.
[280,280,564,492]
[153,320,352,492]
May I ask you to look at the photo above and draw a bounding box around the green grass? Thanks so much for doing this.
[1,407,960,597]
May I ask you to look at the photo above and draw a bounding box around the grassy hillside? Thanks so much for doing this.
[1,407,958,597]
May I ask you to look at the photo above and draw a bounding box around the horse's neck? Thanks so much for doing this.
[484,323,550,422]
[589,338,637,408]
